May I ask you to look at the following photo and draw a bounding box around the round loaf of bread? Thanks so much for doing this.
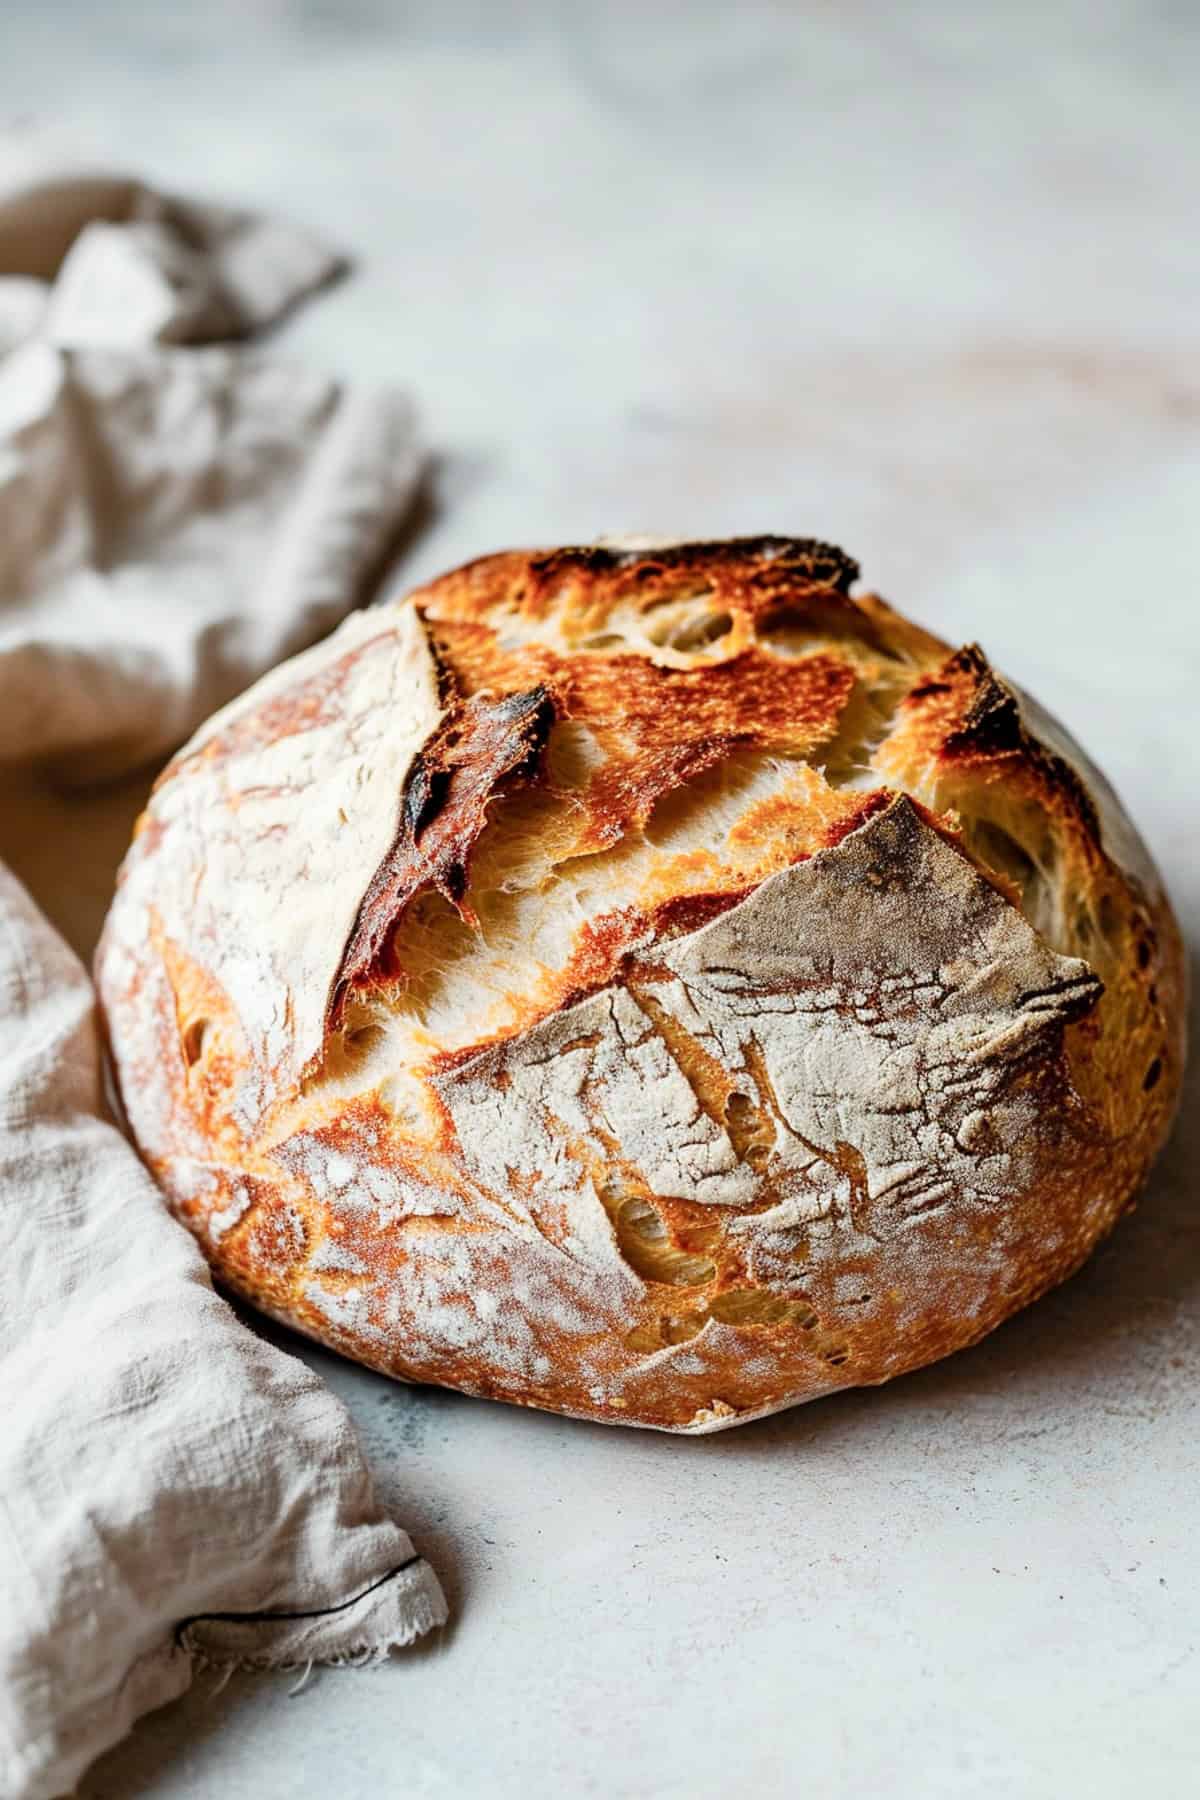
[97,538,1185,1432]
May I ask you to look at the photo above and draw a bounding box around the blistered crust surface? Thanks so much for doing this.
[97,537,1185,1432]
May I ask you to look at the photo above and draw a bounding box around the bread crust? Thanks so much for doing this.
[96,539,1186,1431]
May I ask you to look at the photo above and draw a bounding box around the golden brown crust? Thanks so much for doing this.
[96,538,1186,1432]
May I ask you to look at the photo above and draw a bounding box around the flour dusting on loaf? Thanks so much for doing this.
[97,538,1185,1431]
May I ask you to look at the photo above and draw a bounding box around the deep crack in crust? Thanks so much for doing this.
[334,684,555,1017]
[96,538,1186,1433]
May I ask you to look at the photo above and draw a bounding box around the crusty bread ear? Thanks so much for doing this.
[96,539,1185,1431]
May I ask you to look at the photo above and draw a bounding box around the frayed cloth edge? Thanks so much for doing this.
[178,1555,448,1673]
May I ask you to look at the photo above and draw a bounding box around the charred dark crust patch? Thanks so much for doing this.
[525,536,860,593]
[421,626,464,711]
[331,685,555,1020]
[910,645,1104,848]
[939,646,1027,756]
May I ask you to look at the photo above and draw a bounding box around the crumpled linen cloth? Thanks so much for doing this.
[0,340,421,780]
[0,124,344,351]
[0,139,445,1800]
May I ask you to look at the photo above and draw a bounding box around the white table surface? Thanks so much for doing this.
[3,3,1198,1796]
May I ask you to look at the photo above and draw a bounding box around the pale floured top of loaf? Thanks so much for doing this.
[100,603,443,1141]
[97,538,1184,1432]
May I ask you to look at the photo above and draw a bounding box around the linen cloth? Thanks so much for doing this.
[0,139,444,1800]
[0,123,343,346]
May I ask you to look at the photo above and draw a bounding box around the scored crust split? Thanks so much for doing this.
[96,538,1185,1432]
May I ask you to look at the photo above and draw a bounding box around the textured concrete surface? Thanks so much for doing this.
[2,3,1197,1795]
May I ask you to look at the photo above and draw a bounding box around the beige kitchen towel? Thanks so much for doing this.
[0,867,447,1800]
[0,123,344,345]
[0,339,420,779]
[0,142,444,1800]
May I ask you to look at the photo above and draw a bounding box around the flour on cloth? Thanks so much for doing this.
[0,129,442,1800]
